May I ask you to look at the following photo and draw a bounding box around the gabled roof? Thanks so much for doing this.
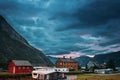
[12,60,32,66]
[59,58,77,63]
[87,61,99,67]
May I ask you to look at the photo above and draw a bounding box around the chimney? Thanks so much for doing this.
[63,56,65,58]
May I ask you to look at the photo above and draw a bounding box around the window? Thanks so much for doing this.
[27,67,29,69]
[23,67,25,69]
[18,67,21,69]
[41,74,44,79]
[60,62,62,65]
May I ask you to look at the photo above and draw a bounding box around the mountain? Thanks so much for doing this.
[75,51,120,67]
[93,51,120,67]
[75,56,92,67]
[0,15,53,69]
[47,56,58,65]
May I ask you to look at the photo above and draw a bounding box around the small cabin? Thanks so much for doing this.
[8,60,32,74]
[56,56,78,71]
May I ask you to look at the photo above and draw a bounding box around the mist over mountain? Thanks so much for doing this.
[0,15,53,68]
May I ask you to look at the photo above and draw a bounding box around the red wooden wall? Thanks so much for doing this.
[8,61,32,74]
[56,59,78,71]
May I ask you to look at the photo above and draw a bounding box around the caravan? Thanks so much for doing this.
[32,67,69,80]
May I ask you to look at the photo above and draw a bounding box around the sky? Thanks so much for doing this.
[0,0,120,58]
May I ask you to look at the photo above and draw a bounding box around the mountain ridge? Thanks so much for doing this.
[93,51,120,67]
[0,16,29,45]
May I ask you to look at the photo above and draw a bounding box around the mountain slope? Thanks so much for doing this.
[75,51,120,67]
[75,56,92,67]
[47,56,58,65]
[93,51,120,67]
[0,15,53,68]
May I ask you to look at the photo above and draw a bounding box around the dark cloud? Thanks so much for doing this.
[0,0,120,57]
[75,0,120,26]
[56,0,120,31]
[0,1,18,10]
[0,0,45,18]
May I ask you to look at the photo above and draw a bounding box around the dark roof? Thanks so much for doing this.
[12,60,32,66]
[59,58,77,63]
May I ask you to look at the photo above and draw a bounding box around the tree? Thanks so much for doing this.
[106,59,115,70]
[78,64,81,70]
[85,64,88,71]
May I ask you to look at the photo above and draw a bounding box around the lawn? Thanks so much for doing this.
[0,72,32,80]
[77,74,120,80]
[0,72,30,76]
[0,72,11,75]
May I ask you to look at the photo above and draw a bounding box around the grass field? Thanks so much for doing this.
[1,72,120,80]
[0,72,32,80]
[0,72,30,76]
[77,74,120,80]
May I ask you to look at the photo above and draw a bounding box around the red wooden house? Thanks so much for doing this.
[8,60,32,74]
[56,56,78,71]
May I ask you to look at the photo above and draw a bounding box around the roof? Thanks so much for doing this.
[32,69,55,75]
[59,58,77,63]
[87,61,99,67]
[32,67,69,75]
[12,60,32,66]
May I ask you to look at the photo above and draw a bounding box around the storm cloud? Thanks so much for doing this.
[0,0,120,58]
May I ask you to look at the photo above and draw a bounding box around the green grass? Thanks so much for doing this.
[77,74,120,80]
[0,72,31,77]
[0,72,32,80]
[0,72,11,75]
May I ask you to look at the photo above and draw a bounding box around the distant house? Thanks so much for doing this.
[56,56,78,71]
[8,60,32,74]
[87,61,100,72]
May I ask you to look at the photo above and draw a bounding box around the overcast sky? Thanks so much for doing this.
[0,0,120,58]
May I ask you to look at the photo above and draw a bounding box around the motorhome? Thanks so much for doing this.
[32,67,69,80]
[94,69,113,74]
